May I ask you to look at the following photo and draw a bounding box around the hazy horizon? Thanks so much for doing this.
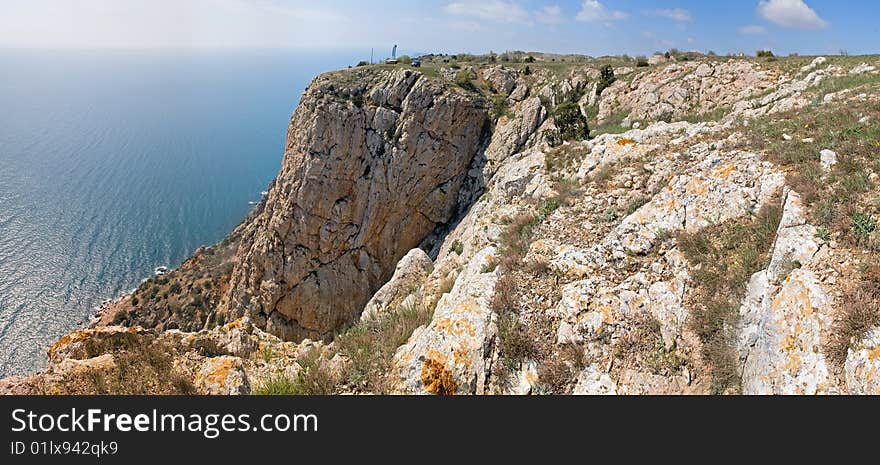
[2,1,879,57]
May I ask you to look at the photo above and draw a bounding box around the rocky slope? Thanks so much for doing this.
[3,54,880,395]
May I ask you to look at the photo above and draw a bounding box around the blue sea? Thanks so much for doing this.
[0,49,362,377]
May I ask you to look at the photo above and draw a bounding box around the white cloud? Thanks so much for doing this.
[536,5,563,24]
[757,0,828,30]
[444,0,530,23]
[739,24,767,35]
[576,1,628,22]
[643,8,692,22]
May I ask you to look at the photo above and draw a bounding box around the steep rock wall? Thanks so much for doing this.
[220,69,489,341]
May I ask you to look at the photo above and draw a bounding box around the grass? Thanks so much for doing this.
[743,100,880,246]
[536,344,585,394]
[613,313,686,376]
[679,106,730,124]
[491,276,536,371]
[73,335,196,395]
[824,265,880,368]
[591,110,631,137]
[252,292,436,395]
[334,298,435,393]
[813,73,880,100]
[544,144,590,174]
[677,201,782,394]
[254,349,338,395]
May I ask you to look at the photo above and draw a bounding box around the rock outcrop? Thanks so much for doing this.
[393,248,499,395]
[220,69,489,341]
[739,191,832,395]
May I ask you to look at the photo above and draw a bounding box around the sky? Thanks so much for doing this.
[1,0,878,56]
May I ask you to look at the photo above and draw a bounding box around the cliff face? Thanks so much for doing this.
[5,55,880,395]
[219,69,489,341]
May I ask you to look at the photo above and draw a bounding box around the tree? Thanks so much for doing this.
[553,102,590,142]
[596,65,616,96]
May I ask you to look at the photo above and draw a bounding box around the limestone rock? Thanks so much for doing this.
[850,63,877,75]
[393,247,499,395]
[740,191,832,394]
[482,66,517,96]
[572,365,617,395]
[221,68,489,341]
[484,97,547,171]
[194,356,251,395]
[845,328,880,395]
[361,248,433,320]
[820,149,838,171]
[741,269,833,394]
[766,191,821,283]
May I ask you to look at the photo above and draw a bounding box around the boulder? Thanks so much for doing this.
[361,248,433,320]
[194,356,251,395]
[393,247,499,395]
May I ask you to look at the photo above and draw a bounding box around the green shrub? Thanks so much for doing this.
[451,239,464,255]
[491,94,509,117]
[254,374,300,395]
[553,102,590,142]
[543,129,563,148]
[596,65,616,96]
[756,50,775,58]
[852,211,877,241]
[454,70,477,91]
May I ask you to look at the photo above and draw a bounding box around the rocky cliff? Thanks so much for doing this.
[4,54,880,395]
[219,69,489,341]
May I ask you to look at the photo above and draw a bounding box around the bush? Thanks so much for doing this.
[454,70,477,91]
[131,296,139,306]
[451,239,464,255]
[553,102,590,142]
[756,50,775,58]
[491,94,509,118]
[543,129,563,148]
[852,211,877,241]
[636,56,649,67]
[523,65,532,76]
[596,65,616,96]
[356,61,369,67]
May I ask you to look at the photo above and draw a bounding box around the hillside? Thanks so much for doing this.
[3,53,880,395]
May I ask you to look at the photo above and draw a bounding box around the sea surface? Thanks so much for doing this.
[0,49,361,377]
